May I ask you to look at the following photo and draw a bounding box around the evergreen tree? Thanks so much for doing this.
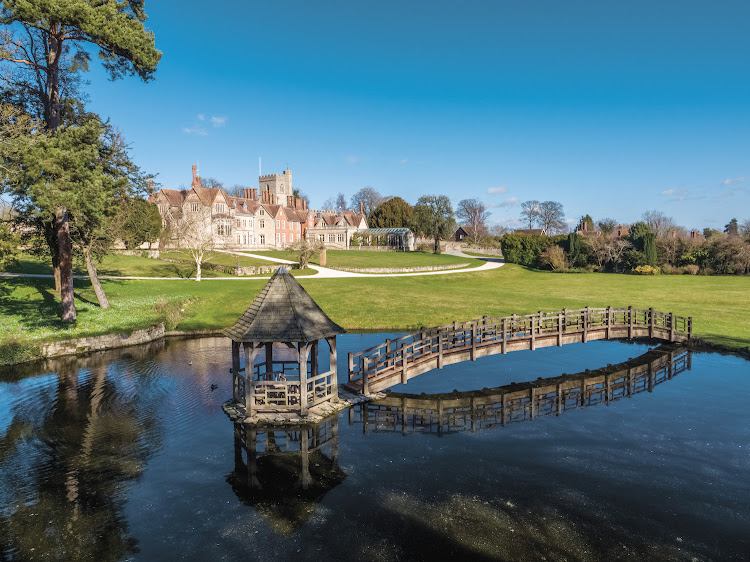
[643,233,658,267]
[369,197,413,228]
[1,0,161,321]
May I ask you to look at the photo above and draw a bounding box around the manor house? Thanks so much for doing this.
[152,165,367,250]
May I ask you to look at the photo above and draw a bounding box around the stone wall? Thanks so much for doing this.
[40,324,165,359]
[328,263,470,274]
[234,263,300,276]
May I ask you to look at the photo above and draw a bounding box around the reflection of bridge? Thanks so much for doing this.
[227,417,345,536]
[344,307,692,394]
[347,345,691,436]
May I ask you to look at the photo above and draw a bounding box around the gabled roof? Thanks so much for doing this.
[160,188,188,206]
[224,268,345,343]
[283,207,303,222]
[193,187,223,206]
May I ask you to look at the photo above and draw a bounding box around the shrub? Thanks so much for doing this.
[684,264,699,275]
[634,265,659,275]
[416,242,432,252]
[500,233,566,267]
[540,245,568,271]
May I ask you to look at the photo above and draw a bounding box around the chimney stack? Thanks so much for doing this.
[192,164,197,182]
[359,202,364,215]
[303,199,307,210]
[148,179,153,193]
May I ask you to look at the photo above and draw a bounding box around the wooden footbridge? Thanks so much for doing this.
[349,345,690,436]
[344,307,692,394]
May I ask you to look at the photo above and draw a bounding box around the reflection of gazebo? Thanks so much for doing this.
[227,418,346,536]
[224,267,345,417]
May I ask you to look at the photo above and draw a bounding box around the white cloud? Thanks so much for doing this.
[500,197,519,207]
[487,186,508,194]
[182,127,208,136]
[346,155,358,164]
[722,176,746,185]
[660,188,689,201]
[398,158,408,165]
[197,114,205,121]
[211,116,226,127]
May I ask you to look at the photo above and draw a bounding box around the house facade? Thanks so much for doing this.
[152,165,366,250]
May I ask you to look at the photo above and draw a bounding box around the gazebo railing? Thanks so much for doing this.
[247,370,335,411]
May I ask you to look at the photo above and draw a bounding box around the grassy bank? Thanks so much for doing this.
[1,264,749,364]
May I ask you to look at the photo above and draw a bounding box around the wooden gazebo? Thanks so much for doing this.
[224,267,345,417]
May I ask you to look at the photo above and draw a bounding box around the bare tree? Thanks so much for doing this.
[336,193,348,212]
[321,192,347,212]
[538,201,566,234]
[587,235,631,272]
[456,198,491,244]
[174,207,222,281]
[740,219,750,237]
[287,237,324,269]
[226,184,249,198]
[350,186,383,217]
[200,177,223,190]
[490,224,510,237]
[597,218,617,234]
[520,200,541,229]
[642,210,676,238]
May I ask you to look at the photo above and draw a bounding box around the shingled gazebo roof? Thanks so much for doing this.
[223,267,345,343]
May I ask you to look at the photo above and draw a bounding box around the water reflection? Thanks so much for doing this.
[0,348,165,560]
[227,417,345,536]
[352,345,690,436]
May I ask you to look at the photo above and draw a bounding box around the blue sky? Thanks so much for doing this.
[83,0,749,230]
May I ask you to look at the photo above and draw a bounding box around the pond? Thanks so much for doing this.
[0,335,748,561]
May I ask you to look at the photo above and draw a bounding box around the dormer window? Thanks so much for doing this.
[216,203,225,214]
[260,209,265,216]
[190,203,198,212]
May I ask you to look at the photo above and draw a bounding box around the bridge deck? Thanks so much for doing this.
[344,306,691,394]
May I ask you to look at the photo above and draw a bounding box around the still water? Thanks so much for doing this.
[0,335,748,561]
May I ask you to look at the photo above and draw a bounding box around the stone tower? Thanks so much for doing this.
[258,170,292,204]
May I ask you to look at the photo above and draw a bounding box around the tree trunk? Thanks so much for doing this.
[46,25,62,131]
[196,259,202,281]
[84,247,110,309]
[56,208,76,322]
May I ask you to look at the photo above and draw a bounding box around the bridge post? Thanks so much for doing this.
[539,310,544,335]
[557,311,563,346]
[648,360,654,392]
[688,317,693,340]
[401,397,408,436]
[511,314,516,338]
[649,307,654,338]
[530,316,536,350]
[401,343,408,383]
[606,306,612,339]
[582,307,589,343]
[605,374,611,404]
[471,324,477,360]
[556,383,562,415]
[502,318,507,354]
[580,379,586,407]
[501,393,508,426]
[669,312,675,342]
[362,356,370,395]
[386,339,392,368]
[529,388,535,419]
[348,353,354,382]
[562,308,567,335]
[628,306,634,339]
[438,330,444,368]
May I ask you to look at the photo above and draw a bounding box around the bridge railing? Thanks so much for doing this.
[347,306,692,393]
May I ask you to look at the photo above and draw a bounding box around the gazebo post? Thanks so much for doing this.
[231,341,241,401]
[327,336,339,402]
[311,340,319,377]
[265,343,273,376]
[299,343,310,415]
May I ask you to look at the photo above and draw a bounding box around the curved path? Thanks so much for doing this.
[0,250,503,281]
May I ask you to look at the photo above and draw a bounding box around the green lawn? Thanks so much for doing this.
[2,264,749,365]
[253,250,482,268]
[3,254,228,278]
